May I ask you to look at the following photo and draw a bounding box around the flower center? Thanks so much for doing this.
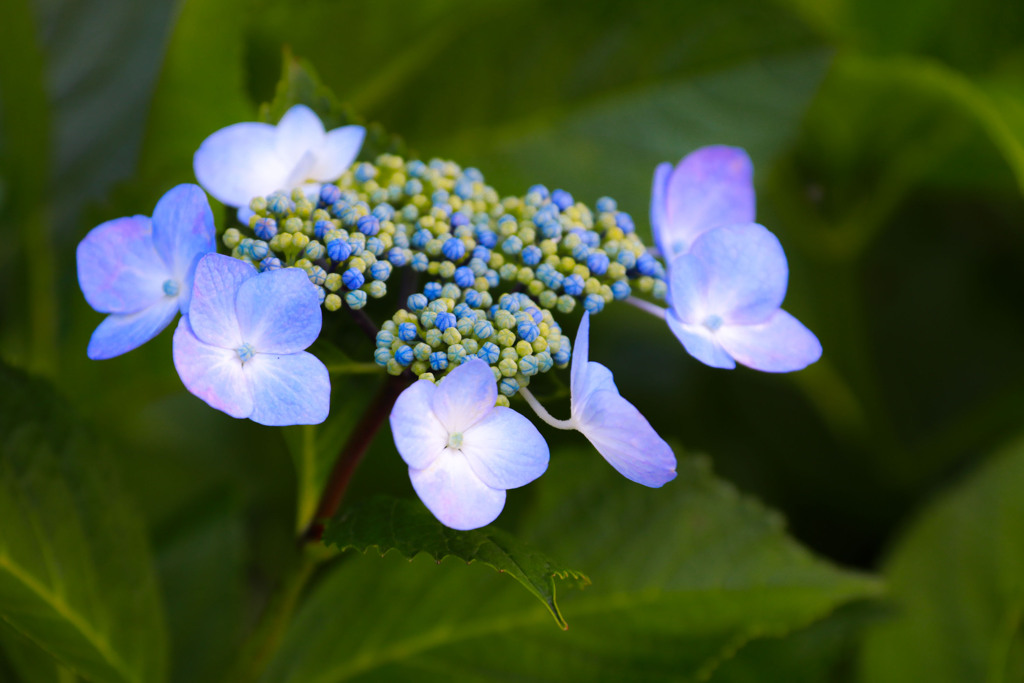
[447,432,464,450]
[702,314,723,332]
[236,342,256,363]
[162,279,180,297]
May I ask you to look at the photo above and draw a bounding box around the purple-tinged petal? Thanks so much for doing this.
[461,407,549,490]
[309,125,366,181]
[193,121,284,208]
[688,223,788,325]
[245,351,330,426]
[409,453,506,530]
[188,254,255,349]
[431,359,498,434]
[77,216,167,314]
[173,316,253,418]
[574,389,677,487]
[649,162,672,257]
[390,380,448,470]
[716,309,822,372]
[274,105,325,165]
[666,253,710,325]
[151,184,216,312]
[662,146,755,256]
[571,361,618,419]
[86,297,179,360]
[569,312,593,400]
[665,314,736,369]
[236,267,321,354]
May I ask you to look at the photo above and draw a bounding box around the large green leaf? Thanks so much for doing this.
[859,435,1024,683]
[262,453,879,682]
[323,496,589,629]
[0,363,167,683]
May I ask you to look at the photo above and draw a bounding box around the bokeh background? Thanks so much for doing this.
[2,0,1024,680]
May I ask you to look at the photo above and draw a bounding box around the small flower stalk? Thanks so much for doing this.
[76,104,821,530]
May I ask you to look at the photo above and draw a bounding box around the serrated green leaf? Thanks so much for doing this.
[859,435,1024,683]
[324,496,590,629]
[263,454,879,682]
[0,362,167,683]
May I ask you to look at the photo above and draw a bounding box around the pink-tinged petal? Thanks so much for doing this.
[245,351,330,426]
[77,216,167,314]
[150,184,216,312]
[717,309,822,373]
[86,297,179,360]
[390,380,448,470]
[431,359,498,433]
[575,389,677,488]
[665,313,736,370]
[569,312,593,400]
[663,146,755,255]
[173,316,253,419]
[275,105,325,169]
[309,125,366,181]
[649,162,672,257]
[461,406,549,490]
[188,254,255,349]
[409,453,506,530]
[193,121,285,208]
[688,223,788,325]
[236,267,322,353]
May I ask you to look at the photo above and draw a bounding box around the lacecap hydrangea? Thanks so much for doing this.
[75,105,821,530]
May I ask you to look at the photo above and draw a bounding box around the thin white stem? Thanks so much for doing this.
[626,296,667,320]
[518,387,575,431]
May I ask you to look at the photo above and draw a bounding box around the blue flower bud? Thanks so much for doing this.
[398,322,418,342]
[305,241,326,260]
[498,376,520,397]
[518,354,539,376]
[587,251,610,275]
[563,273,585,296]
[572,243,591,262]
[447,344,467,365]
[583,293,605,314]
[411,229,431,249]
[435,311,457,331]
[517,321,540,342]
[345,290,367,309]
[451,211,470,227]
[320,184,342,206]
[473,319,494,340]
[354,162,378,182]
[429,351,449,371]
[314,220,334,240]
[259,256,282,272]
[365,237,385,256]
[327,238,352,262]
[357,215,380,236]
[453,266,475,288]
[527,184,550,200]
[374,347,392,366]
[394,344,414,366]
[536,350,554,373]
[610,280,632,300]
[254,217,277,240]
[407,293,428,312]
[551,189,574,211]
[476,228,498,248]
[521,245,543,266]
[307,265,327,286]
[370,261,393,282]
[636,252,659,277]
[501,235,523,256]
[476,341,500,364]
[406,160,426,178]
[421,310,438,329]
[553,346,571,366]
[404,179,424,196]
[423,281,442,301]
[372,203,395,221]
[376,330,395,348]
[484,269,499,288]
[453,177,474,199]
[442,237,466,261]
[464,289,483,307]
[410,252,429,272]
[595,196,617,213]
[342,268,365,290]
[616,249,636,269]
[615,212,635,233]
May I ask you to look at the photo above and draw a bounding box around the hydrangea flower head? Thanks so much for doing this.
[172,253,330,426]
[665,223,821,372]
[650,145,755,260]
[193,104,365,215]
[389,358,549,530]
[76,184,215,359]
[569,312,676,487]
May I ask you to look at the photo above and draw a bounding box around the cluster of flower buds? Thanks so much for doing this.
[76,104,822,530]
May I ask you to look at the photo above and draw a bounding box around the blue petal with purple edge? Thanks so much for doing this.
[666,253,709,326]
[717,309,822,373]
[431,359,497,433]
[649,162,672,257]
[193,122,282,208]
[409,454,506,531]
[77,215,166,314]
[245,351,330,426]
[390,381,447,470]
[151,184,216,312]
[172,315,253,418]
[660,146,755,258]
[687,223,789,325]
[188,254,256,349]
[235,267,322,354]
[461,407,549,490]
[665,314,736,370]
[87,297,179,360]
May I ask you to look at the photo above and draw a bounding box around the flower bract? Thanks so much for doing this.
[172,253,330,426]
[193,104,365,216]
[569,312,677,487]
[665,223,822,372]
[389,358,549,530]
[650,145,755,260]
[76,184,216,359]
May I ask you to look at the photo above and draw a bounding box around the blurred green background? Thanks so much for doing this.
[2,0,1024,680]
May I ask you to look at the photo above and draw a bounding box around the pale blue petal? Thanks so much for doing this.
[461,406,549,489]
[575,389,677,488]
[649,162,672,257]
[193,121,285,207]
[571,362,618,422]
[245,351,331,426]
[188,254,255,349]
[309,125,366,181]
[666,253,708,325]
[431,359,498,433]
[77,215,166,314]
[663,145,755,255]
[409,453,506,530]
[172,315,253,418]
[569,312,592,400]
[86,297,179,360]
[151,184,216,312]
[235,267,322,354]
[274,105,325,162]
[665,313,736,369]
[717,309,822,372]
[390,380,448,470]
[688,223,788,325]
